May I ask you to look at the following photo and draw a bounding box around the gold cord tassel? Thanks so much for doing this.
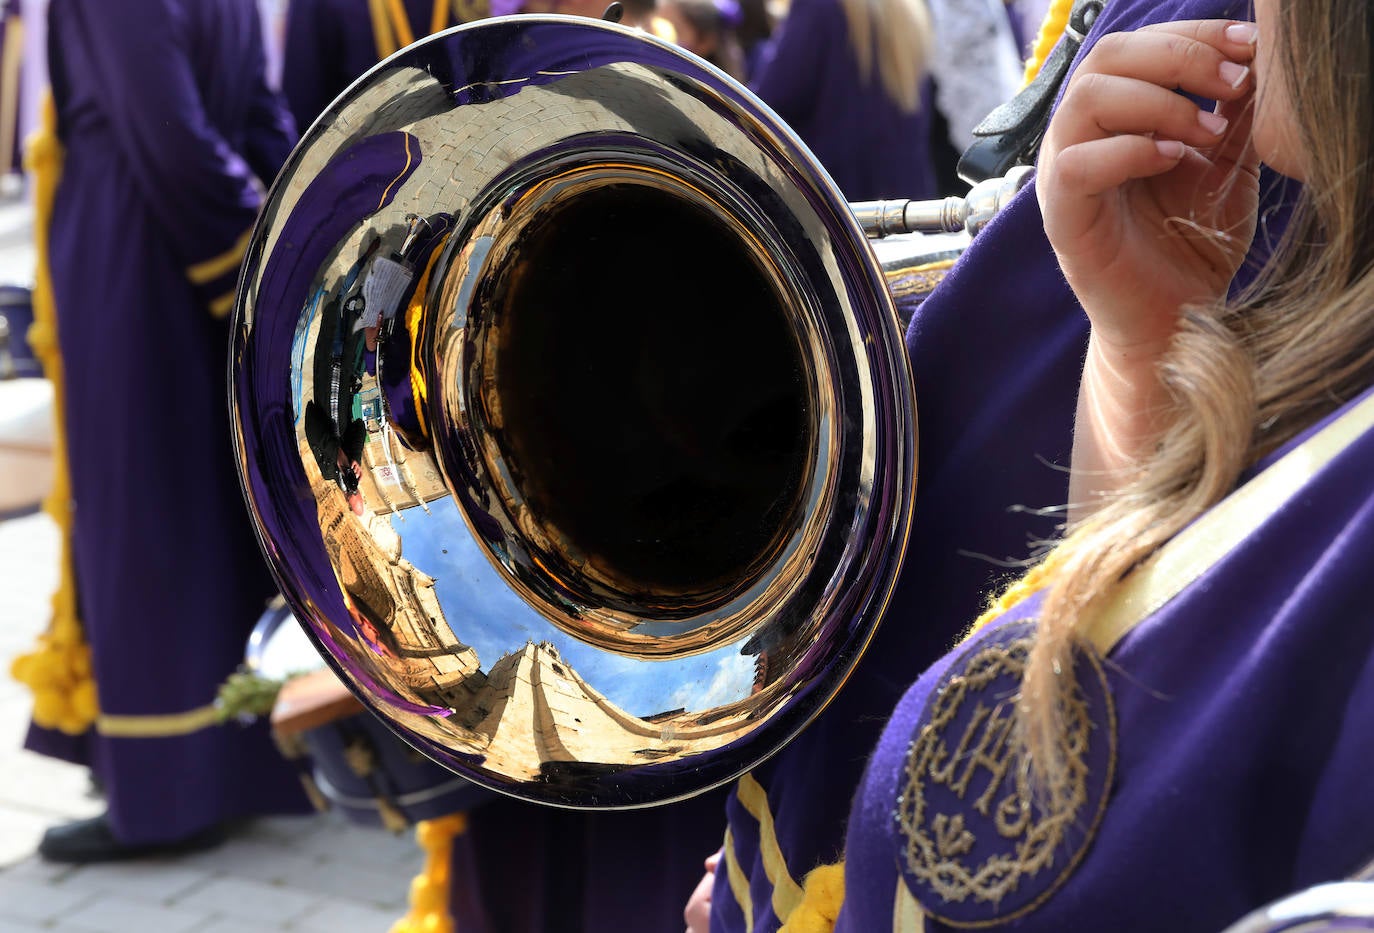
[9,91,98,735]
[1021,0,1075,87]
[390,813,468,933]
[778,863,847,933]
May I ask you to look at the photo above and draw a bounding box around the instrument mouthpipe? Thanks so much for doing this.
[852,197,967,238]
[852,165,1035,240]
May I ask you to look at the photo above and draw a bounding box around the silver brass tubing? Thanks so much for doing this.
[852,197,965,238]
[854,165,1035,240]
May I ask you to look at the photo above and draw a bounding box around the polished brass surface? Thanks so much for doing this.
[230,15,973,808]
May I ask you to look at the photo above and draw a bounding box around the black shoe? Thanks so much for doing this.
[37,814,227,864]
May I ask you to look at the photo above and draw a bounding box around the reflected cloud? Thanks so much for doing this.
[669,651,757,712]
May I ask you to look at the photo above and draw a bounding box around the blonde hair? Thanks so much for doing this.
[1020,0,1374,800]
[838,0,932,113]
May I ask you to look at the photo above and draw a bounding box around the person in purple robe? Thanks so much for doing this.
[25,0,309,863]
[280,0,489,133]
[748,0,1022,201]
[1002,0,1039,56]
[693,0,1299,931]
[779,1,1374,930]
[747,0,940,200]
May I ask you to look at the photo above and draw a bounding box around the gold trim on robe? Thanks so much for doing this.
[736,772,806,924]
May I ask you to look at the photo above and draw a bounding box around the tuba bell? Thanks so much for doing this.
[231,14,1022,808]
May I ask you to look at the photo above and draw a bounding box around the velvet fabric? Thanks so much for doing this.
[280,0,482,134]
[710,0,1271,930]
[24,0,307,846]
[449,789,736,933]
[839,384,1374,931]
[747,0,938,201]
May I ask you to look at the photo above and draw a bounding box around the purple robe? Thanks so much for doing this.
[280,0,479,134]
[838,383,1374,932]
[1003,0,1036,57]
[25,0,307,846]
[710,1,1283,931]
[449,789,736,933]
[748,0,937,201]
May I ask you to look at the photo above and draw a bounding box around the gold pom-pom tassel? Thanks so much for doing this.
[8,91,98,736]
[1022,0,1075,87]
[779,863,846,933]
[390,812,468,933]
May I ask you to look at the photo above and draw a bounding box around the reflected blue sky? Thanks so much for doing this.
[388,497,756,716]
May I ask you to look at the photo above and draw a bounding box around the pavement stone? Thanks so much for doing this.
[0,874,101,924]
[0,919,44,933]
[57,861,216,906]
[168,877,325,928]
[57,895,210,933]
[290,900,408,933]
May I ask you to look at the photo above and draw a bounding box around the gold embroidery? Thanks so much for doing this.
[723,826,756,933]
[897,632,1116,925]
[885,258,957,301]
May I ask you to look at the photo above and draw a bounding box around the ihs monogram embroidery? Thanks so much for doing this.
[894,621,1116,926]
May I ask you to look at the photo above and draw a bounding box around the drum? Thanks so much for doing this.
[248,598,494,831]
[0,284,53,518]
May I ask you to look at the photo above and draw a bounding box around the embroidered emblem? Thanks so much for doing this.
[894,620,1115,927]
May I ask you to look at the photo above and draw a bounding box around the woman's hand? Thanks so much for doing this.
[1037,20,1261,515]
[685,850,722,933]
[1038,19,1260,356]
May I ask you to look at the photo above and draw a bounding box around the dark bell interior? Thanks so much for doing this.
[490,182,813,607]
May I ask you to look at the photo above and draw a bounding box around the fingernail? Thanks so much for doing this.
[1225,22,1258,45]
[1155,139,1186,159]
[1219,61,1250,89]
[1198,110,1229,135]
